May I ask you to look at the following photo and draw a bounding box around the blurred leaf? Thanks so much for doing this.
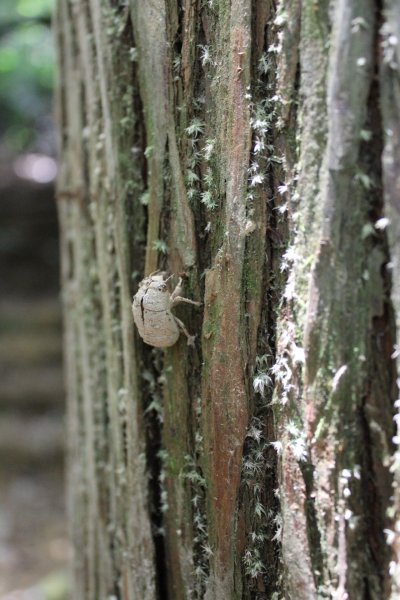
[0,46,19,71]
[0,4,54,154]
[37,569,71,600]
[0,0,20,22]
[16,0,53,19]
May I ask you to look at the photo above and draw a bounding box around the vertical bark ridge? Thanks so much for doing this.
[130,0,169,273]
[303,3,390,597]
[199,3,254,598]
[129,3,201,599]
[272,1,396,598]
[271,1,330,597]
[56,1,156,598]
[238,2,288,598]
[285,1,394,597]
[380,3,400,598]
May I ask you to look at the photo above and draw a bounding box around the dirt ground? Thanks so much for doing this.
[0,469,70,598]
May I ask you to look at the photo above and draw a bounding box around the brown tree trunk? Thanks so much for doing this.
[55,1,400,598]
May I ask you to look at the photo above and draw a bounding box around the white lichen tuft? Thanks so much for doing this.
[375,217,390,230]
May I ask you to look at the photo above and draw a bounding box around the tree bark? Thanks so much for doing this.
[55,1,400,598]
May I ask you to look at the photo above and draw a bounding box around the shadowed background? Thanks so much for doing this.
[0,1,69,597]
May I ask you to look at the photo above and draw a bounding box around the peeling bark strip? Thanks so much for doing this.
[201,4,252,598]
[131,0,196,273]
[56,0,399,598]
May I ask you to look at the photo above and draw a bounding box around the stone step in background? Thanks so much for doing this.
[0,173,69,598]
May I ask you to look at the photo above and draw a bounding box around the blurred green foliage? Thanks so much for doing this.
[0,0,54,154]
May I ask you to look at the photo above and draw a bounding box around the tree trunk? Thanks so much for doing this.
[55,1,400,598]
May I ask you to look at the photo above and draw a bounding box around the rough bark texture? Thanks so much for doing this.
[55,1,400,598]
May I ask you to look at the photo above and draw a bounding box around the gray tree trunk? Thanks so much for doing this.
[55,1,400,598]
